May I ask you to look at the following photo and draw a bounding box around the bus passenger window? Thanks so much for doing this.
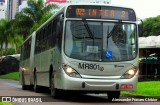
[57,15,63,52]
[50,20,57,47]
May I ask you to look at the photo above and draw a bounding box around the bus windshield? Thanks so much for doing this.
[64,20,137,62]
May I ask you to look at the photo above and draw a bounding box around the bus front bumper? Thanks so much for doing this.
[57,72,138,91]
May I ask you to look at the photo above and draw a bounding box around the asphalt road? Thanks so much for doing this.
[0,79,159,105]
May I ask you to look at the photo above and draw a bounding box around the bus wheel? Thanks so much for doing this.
[22,71,27,90]
[50,73,60,98]
[33,73,39,92]
[107,91,120,101]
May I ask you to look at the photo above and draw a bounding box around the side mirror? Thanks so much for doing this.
[138,19,143,37]
[138,24,143,37]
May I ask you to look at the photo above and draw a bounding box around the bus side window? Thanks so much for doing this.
[50,20,57,47]
[44,26,49,50]
[47,23,52,49]
[41,28,45,52]
[35,31,40,54]
[56,14,64,52]
[20,46,24,61]
[23,38,31,60]
[38,30,43,53]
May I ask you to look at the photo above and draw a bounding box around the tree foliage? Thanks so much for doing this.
[143,15,160,37]
[0,19,23,56]
[0,0,59,56]
[13,13,34,40]
[30,13,53,33]
[13,0,58,39]
[0,19,8,56]
[0,19,14,56]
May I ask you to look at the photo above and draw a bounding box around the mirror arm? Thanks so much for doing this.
[137,18,143,37]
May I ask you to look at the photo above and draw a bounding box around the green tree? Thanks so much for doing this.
[30,12,53,33]
[13,0,59,39]
[143,15,160,37]
[10,34,23,54]
[4,20,20,55]
[13,13,33,40]
[0,19,9,56]
[9,20,23,54]
[0,19,23,56]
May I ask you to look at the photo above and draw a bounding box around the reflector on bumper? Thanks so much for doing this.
[120,84,133,89]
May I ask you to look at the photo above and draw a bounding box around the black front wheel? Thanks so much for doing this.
[107,91,120,101]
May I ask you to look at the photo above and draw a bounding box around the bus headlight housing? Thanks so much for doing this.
[62,64,81,78]
[121,68,137,79]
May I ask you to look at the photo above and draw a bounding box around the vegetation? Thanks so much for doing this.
[0,97,13,105]
[0,0,58,57]
[122,81,160,96]
[0,72,19,80]
[0,102,13,105]
[143,15,160,37]
[13,0,59,39]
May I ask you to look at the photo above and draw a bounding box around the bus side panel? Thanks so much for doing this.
[53,47,62,89]
[34,54,41,79]
[20,32,36,86]
[37,49,51,87]
[21,59,31,85]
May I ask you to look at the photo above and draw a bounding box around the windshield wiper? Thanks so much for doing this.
[82,18,94,39]
[107,20,123,38]
[106,20,123,48]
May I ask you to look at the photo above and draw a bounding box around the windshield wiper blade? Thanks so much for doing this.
[82,18,94,39]
[107,20,123,38]
[106,20,123,48]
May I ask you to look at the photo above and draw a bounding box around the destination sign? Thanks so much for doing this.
[66,5,136,21]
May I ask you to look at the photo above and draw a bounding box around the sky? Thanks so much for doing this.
[111,0,160,20]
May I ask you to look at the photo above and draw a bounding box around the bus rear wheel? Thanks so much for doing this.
[22,71,27,90]
[33,73,39,92]
[107,91,120,101]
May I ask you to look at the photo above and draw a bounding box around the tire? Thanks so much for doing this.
[50,72,60,99]
[22,71,27,90]
[33,73,39,93]
[107,91,120,101]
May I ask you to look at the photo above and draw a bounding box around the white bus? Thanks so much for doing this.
[20,3,141,100]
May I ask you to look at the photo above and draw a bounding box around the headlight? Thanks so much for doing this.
[62,64,81,78]
[121,67,137,79]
